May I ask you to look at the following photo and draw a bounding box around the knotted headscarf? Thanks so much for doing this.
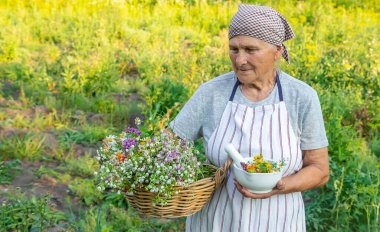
[229,4,295,64]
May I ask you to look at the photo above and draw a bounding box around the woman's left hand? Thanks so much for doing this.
[234,147,329,199]
[234,178,286,199]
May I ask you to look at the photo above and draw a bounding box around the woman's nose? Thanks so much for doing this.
[235,52,248,65]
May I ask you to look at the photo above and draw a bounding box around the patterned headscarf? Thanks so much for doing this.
[229,4,295,64]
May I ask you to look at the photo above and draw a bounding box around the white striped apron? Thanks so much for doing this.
[186,73,306,232]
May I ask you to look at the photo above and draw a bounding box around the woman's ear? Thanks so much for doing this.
[274,46,284,61]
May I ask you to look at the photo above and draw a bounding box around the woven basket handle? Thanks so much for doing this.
[214,159,232,187]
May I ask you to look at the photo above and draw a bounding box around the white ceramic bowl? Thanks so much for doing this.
[232,157,283,194]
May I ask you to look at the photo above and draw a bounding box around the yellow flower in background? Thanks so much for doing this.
[299,15,307,24]
[343,60,353,71]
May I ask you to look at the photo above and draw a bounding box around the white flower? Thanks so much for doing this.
[105,135,117,146]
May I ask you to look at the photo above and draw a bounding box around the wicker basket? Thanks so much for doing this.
[125,159,232,218]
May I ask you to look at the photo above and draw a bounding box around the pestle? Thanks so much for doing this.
[224,143,245,165]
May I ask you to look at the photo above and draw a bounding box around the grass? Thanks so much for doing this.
[0,159,21,184]
[63,153,99,178]
[0,190,67,232]
[0,132,47,160]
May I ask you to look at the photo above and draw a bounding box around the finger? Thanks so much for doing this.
[234,180,245,193]
[234,181,276,199]
[246,192,270,199]
[234,180,251,197]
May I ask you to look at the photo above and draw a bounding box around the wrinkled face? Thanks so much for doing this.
[229,35,283,83]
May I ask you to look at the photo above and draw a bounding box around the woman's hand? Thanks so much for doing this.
[234,178,286,199]
[234,147,329,199]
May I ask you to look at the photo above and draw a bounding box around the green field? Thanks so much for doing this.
[0,0,379,231]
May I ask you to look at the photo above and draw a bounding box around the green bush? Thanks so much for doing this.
[0,193,67,231]
[304,90,380,231]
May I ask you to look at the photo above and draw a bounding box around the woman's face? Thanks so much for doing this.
[229,35,282,83]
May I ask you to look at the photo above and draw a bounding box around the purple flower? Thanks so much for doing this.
[123,138,137,150]
[126,127,141,136]
[163,141,168,148]
[168,150,180,160]
[181,139,187,148]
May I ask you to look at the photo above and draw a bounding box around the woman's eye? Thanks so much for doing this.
[246,48,257,53]
[229,48,238,53]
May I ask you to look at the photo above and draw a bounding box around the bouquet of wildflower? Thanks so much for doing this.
[240,154,285,173]
[95,119,204,204]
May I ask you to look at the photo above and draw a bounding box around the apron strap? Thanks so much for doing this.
[229,78,240,101]
[276,72,284,101]
[229,72,284,102]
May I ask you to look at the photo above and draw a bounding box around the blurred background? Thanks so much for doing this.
[0,0,378,231]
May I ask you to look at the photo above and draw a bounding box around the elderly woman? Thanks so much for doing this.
[170,4,329,232]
